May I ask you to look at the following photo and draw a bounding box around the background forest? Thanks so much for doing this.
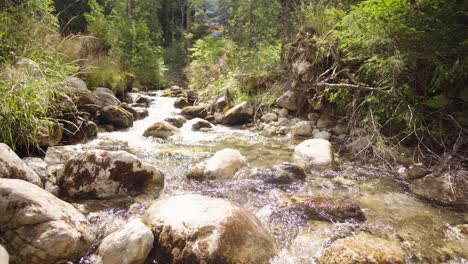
[0,0,467,165]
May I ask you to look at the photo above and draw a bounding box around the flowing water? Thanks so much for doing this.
[77,92,467,263]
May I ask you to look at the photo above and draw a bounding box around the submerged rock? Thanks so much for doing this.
[164,115,187,128]
[143,121,179,139]
[58,150,164,199]
[95,219,154,264]
[0,143,42,187]
[411,170,468,210]
[187,148,247,181]
[222,101,254,126]
[276,90,298,111]
[0,178,93,264]
[318,233,406,264]
[144,194,275,264]
[293,139,336,172]
[99,105,134,129]
[291,195,366,222]
[181,105,208,119]
[246,163,306,184]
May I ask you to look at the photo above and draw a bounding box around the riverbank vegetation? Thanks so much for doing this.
[1,0,467,167]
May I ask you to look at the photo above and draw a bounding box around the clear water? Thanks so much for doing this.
[78,92,467,263]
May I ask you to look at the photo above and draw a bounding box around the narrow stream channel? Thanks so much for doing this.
[77,92,467,263]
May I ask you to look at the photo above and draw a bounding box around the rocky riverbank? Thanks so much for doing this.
[0,83,467,264]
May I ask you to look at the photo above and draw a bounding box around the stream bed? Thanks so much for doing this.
[75,92,467,263]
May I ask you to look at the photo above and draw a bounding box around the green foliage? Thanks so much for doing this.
[85,0,166,90]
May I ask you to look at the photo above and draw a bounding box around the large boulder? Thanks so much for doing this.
[144,194,275,264]
[181,105,208,119]
[318,233,405,264]
[164,115,187,128]
[187,149,247,181]
[293,139,336,172]
[95,219,154,264]
[222,102,254,126]
[276,90,297,111]
[410,170,468,210]
[143,121,179,139]
[120,103,141,120]
[0,143,42,186]
[58,150,164,199]
[94,88,121,107]
[290,195,366,222]
[243,163,306,184]
[99,105,134,128]
[0,178,94,264]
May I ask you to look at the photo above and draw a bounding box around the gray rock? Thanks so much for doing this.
[247,163,306,184]
[332,125,348,136]
[96,219,154,264]
[143,121,179,139]
[36,121,63,147]
[0,178,94,264]
[314,130,331,140]
[317,115,335,129]
[135,96,151,107]
[307,112,320,122]
[181,105,208,119]
[276,90,297,111]
[293,139,336,172]
[164,115,187,128]
[222,102,254,126]
[174,97,191,109]
[0,143,42,187]
[278,108,289,117]
[293,121,313,137]
[58,150,164,199]
[22,157,49,184]
[99,105,134,128]
[94,88,121,107]
[261,113,278,123]
[144,194,275,264]
[187,149,246,181]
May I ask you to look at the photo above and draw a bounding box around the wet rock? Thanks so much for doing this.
[316,115,335,129]
[0,143,42,186]
[135,107,149,119]
[144,194,275,264]
[99,105,134,128]
[293,139,336,172]
[191,119,213,131]
[319,233,406,264]
[222,101,254,126]
[293,121,313,137]
[261,113,278,123]
[187,148,246,181]
[94,88,121,107]
[120,103,140,120]
[291,195,366,222]
[95,219,154,264]
[136,96,151,107]
[314,130,331,141]
[143,121,179,139]
[247,163,306,184]
[58,150,164,199]
[0,178,93,264]
[181,105,208,119]
[410,170,468,209]
[276,90,297,111]
[0,245,8,264]
[164,115,187,128]
[174,97,191,109]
